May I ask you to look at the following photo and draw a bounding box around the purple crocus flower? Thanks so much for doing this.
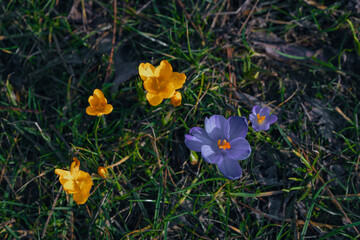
[184,115,251,180]
[249,105,277,132]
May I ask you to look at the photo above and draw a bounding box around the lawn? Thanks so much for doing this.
[1,0,360,239]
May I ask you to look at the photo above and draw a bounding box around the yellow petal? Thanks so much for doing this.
[62,180,80,194]
[146,92,163,106]
[70,157,80,175]
[55,169,71,179]
[170,91,182,106]
[103,104,113,115]
[155,60,173,81]
[86,106,99,116]
[139,63,155,81]
[76,171,93,185]
[73,191,90,205]
[99,97,107,106]
[93,89,105,99]
[88,95,99,108]
[170,72,186,89]
[73,172,93,204]
[143,78,159,93]
[158,82,175,99]
[94,89,108,107]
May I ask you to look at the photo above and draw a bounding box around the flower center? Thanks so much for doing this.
[257,114,266,125]
[218,139,231,150]
[96,105,104,111]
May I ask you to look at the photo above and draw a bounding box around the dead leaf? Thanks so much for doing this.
[346,0,360,14]
[251,32,316,60]
[303,0,327,10]
[67,0,94,24]
[303,98,341,142]
[112,60,140,88]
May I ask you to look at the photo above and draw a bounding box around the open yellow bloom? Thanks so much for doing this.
[55,157,93,205]
[98,167,108,178]
[139,60,186,106]
[86,89,113,116]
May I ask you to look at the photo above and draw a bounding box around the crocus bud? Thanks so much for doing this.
[98,167,108,178]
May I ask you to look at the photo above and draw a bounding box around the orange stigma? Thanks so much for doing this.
[257,114,266,125]
[218,139,231,150]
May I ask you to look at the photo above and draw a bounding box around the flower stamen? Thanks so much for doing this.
[218,139,231,150]
[257,114,266,125]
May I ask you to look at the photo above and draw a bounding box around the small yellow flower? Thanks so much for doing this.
[138,60,186,106]
[170,91,182,107]
[86,89,113,116]
[98,167,108,178]
[55,157,93,205]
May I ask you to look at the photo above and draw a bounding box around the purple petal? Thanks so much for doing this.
[268,115,278,124]
[249,113,257,123]
[218,160,242,180]
[185,135,203,152]
[201,145,223,164]
[228,116,248,141]
[185,127,212,152]
[260,122,270,131]
[259,107,270,118]
[252,105,261,115]
[189,127,204,135]
[251,122,261,132]
[189,127,212,144]
[226,137,251,161]
[205,115,229,141]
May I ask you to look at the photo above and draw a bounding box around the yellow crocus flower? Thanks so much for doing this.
[138,60,186,106]
[86,89,113,116]
[55,158,93,205]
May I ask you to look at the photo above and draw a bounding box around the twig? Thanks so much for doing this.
[335,106,353,125]
[80,0,88,32]
[16,172,47,193]
[0,164,6,186]
[41,186,62,238]
[0,106,42,114]
[4,175,19,200]
[105,0,117,82]
[70,208,74,240]
[238,0,259,35]
[136,0,152,14]
[90,192,109,227]
[122,225,155,239]
[226,46,236,106]
[184,81,211,122]
[176,0,203,40]
[150,126,162,168]
[272,87,298,113]
[107,155,130,169]
[210,0,227,29]
[0,218,15,228]
[236,201,337,229]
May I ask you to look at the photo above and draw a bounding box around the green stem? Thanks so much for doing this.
[94,116,101,155]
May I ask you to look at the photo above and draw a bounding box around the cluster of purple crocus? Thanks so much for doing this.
[185,105,277,180]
